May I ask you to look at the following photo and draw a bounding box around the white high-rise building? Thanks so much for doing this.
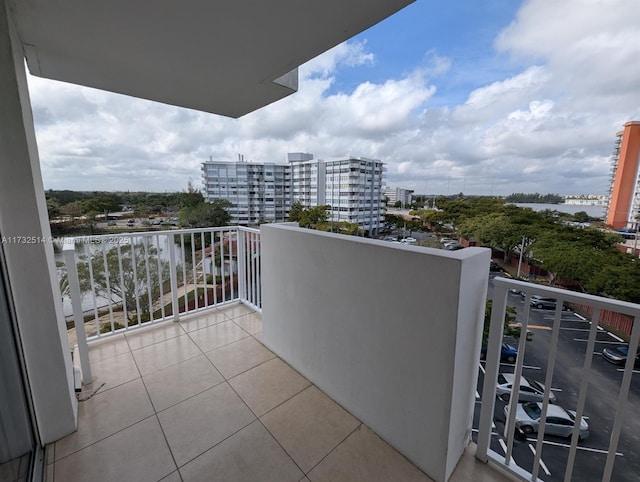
[289,153,385,236]
[202,153,385,234]
[383,187,414,207]
[201,159,290,225]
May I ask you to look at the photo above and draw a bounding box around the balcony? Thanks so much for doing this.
[56,225,640,482]
[54,224,515,482]
[50,305,509,482]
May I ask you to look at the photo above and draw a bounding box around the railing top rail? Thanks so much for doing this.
[65,226,239,242]
[237,226,261,234]
[493,276,640,317]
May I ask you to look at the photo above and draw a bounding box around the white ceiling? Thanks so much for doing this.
[9,0,414,118]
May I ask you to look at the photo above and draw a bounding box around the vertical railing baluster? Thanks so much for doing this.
[62,240,91,383]
[143,236,153,322]
[212,230,218,306]
[237,228,246,303]
[476,283,508,463]
[201,230,208,307]
[229,228,235,301]
[180,234,187,314]
[248,233,257,306]
[130,235,141,326]
[86,240,99,332]
[102,242,113,334]
[116,241,127,329]
[156,234,166,320]
[256,231,261,310]
[220,230,226,304]
[603,314,640,480]
[563,306,600,482]
[168,233,179,321]
[191,232,198,311]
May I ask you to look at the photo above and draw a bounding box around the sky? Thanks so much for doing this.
[29,0,640,197]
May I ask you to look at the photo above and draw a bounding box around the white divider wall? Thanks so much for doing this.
[261,224,489,482]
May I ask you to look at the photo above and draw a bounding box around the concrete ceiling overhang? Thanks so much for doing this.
[9,0,414,118]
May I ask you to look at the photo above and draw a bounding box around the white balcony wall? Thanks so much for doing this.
[0,3,77,444]
[261,224,490,482]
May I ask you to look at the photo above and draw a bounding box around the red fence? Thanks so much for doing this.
[574,304,634,339]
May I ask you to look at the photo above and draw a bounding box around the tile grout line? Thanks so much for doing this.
[302,422,364,476]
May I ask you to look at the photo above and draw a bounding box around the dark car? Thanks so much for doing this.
[481,342,518,364]
[602,345,640,367]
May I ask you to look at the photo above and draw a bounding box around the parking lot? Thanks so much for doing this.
[473,275,640,481]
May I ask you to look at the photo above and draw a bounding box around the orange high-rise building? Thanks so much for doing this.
[606,121,640,229]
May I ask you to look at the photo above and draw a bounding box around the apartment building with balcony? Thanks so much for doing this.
[289,153,385,236]
[204,153,386,236]
[201,159,290,225]
[384,186,415,207]
[606,121,640,230]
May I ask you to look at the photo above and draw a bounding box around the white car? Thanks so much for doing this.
[505,402,589,440]
[401,237,417,244]
[496,373,556,403]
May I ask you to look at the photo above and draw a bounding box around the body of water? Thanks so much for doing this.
[513,203,606,218]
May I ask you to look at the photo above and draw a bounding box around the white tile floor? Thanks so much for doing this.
[49,303,513,482]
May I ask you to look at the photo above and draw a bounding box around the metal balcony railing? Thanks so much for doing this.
[477,277,640,482]
[62,226,261,382]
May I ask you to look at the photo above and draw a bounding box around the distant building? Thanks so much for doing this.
[606,121,640,230]
[202,153,386,235]
[201,158,290,225]
[384,187,414,207]
[564,195,607,206]
[289,153,385,236]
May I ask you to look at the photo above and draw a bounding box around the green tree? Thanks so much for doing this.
[60,200,85,224]
[179,181,205,208]
[383,213,404,232]
[288,204,329,229]
[288,201,305,223]
[572,211,590,223]
[316,221,361,235]
[531,227,623,290]
[46,197,61,220]
[82,194,122,216]
[179,199,231,228]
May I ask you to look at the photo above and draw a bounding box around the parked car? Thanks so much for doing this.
[602,345,640,367]
[127,219,135,225]
[496,373,556,403]
[401,237,417,244]
[481,342,518,364]
[529,295,568,310]
[504,401,589,440]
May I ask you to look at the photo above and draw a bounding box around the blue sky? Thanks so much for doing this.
[333,0,523,104]
[29,0,640,196]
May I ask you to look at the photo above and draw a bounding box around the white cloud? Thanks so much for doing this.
[27,0,640,198]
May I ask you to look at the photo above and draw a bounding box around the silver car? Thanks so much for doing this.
[504,401,589,440]
[496,373,556,403]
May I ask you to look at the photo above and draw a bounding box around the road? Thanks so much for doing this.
[472,274,640,481]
